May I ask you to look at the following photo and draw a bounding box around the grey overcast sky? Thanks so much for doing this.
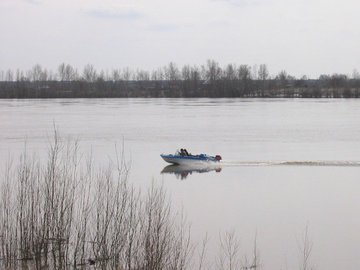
[0,0,359,78]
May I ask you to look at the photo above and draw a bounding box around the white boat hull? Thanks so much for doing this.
[161,155,219,165]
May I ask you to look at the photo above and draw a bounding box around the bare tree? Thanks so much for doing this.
[352,69,360,79]
[5,70,14,82]
[258,64,269,81]
[112,69,121,81]
[203,59,221,83]
[28,64,45,81]
[238,65,252,96]
[298,226,314,270]
[58,63,78,81]
[82,64,97,82]
[0,159,17,266]
[58,63,66,81]
[252,64,258,80]
[225,64,237,81]
[136,69,150,81]
[216,230,241,270]
[241,233,261,270]
[164,62,180,90]
[197,233,209,270]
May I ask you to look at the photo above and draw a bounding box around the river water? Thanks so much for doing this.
[1,98,360,269]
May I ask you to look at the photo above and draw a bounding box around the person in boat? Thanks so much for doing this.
[184,149,190,156]
[180,149,185,156]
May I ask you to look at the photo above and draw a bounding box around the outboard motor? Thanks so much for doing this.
[215,155,222,161]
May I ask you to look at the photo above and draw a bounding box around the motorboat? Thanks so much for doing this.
[160,149,222,165]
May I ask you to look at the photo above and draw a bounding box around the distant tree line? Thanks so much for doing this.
[1,60,360,98]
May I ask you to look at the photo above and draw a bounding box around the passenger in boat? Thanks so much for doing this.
[180,149,185,156]
[184,149,189,156]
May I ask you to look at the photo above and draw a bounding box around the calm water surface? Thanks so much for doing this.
[1,98,360,269]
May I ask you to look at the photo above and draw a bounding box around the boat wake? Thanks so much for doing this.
[220,160,360,167]
[161,160,360,180]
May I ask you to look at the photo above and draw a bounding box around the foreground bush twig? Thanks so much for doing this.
[0,133,193,270]
[0,133,316,270]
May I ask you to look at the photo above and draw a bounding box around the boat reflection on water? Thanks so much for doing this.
[161,164,222,180]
